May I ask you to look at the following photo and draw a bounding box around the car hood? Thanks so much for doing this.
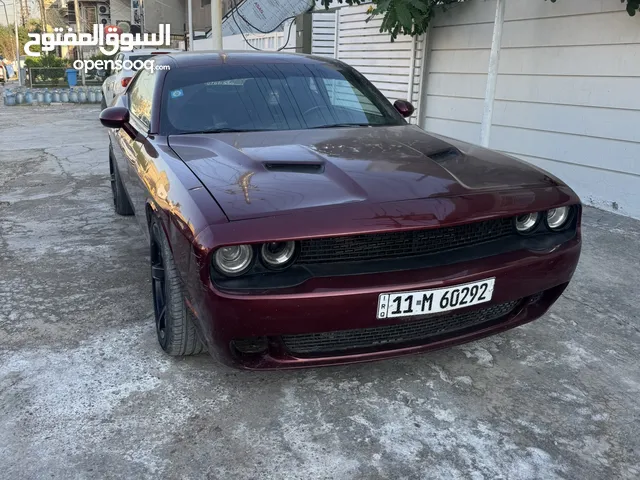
[168,125,560,221]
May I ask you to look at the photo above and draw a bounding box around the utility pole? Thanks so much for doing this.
[73,0,86,85]
[14,0,22,85]
[20,0,28,26]
[210,0,222,50]
[39,0,46,32]
[41,0,48,32]
[295,13,311,53]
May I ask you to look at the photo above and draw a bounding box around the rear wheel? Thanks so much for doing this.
[109,150,134,216]
[150,216,206,356]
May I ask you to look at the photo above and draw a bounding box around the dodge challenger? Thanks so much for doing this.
[99,52,582,369]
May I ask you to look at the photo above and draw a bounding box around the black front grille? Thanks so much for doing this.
[298,218,515,264]
[282,300,521,355]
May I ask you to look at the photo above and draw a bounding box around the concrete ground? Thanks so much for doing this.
[0,103,639,480]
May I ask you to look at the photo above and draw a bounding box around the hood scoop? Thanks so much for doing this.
[264,162,325,174]
[427,147,462,163]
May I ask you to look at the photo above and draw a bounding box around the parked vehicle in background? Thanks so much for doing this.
[100,48,181,109]
[99,52,582,370]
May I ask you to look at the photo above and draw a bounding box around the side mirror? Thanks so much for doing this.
[394,99,415,118]
[100,106,129,129]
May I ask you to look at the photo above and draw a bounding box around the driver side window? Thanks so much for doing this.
[129,70,155,130]
[114,53,125,73]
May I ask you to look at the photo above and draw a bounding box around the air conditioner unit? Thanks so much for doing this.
[97,3,110,25]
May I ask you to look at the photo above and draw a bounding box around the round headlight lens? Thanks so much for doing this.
[515,212,540,233]
[213,245,253,276]
[261,241,296,269]
[547,207,570,230]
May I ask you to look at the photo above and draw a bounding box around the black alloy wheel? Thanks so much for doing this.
[150,223,168,349]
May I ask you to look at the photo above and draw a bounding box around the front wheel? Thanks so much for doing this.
[150,216,206,356]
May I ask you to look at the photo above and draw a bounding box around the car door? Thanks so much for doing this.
[122,69,159,230]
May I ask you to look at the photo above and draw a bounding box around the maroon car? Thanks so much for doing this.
[99,52,581,369]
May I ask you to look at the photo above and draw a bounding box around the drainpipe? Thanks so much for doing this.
[479,0,506,148]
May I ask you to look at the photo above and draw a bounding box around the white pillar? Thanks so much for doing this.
[480,0,506,148]
[187,0,194,50]
[210,0,223,50]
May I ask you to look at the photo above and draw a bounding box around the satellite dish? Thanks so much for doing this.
[116,21,131,33]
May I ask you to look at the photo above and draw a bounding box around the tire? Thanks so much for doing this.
[101,96,107,110]
[109,149,134,216]
[150,216,206,356]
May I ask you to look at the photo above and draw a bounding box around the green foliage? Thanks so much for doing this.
[320,0,463,40]
[0,24,32,61]
[321,0,640,40]
[24,53,69,68]
[24,54,70,86]
[547,0,640,16]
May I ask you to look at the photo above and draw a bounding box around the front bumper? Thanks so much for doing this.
[193,236,581,369]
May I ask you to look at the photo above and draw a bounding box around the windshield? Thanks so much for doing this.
[160,62,405,135]
[128,55,152,70]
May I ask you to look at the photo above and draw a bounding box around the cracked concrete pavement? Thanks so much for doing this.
[0,103,639,480]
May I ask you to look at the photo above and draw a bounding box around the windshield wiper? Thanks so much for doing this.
[308,123,372,129]
[177,128,265,135]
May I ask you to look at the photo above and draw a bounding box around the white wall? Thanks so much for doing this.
[422,0,640,219]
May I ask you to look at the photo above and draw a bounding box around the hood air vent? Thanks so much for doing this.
[264,162,325,174]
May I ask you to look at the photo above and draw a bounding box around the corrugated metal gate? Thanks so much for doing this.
[421,0,640,219]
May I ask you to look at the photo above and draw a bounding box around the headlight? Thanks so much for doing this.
[547,207,570,230]
[213,245,253,276]
[261,241,297,269]
[515,212,540,233]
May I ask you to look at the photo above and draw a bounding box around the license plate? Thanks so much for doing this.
[377,278,495,319]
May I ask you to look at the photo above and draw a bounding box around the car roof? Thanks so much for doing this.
[158,51,338,67]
